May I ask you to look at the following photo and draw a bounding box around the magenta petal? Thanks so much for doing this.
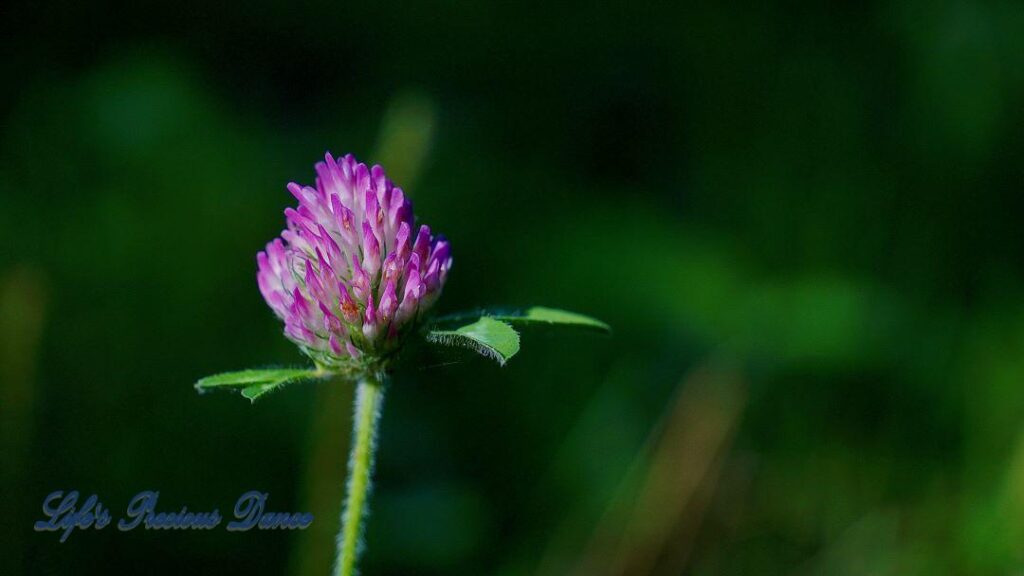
[315,248,338,294]
[291,287,313,322]
[364,292,376,324]
[361,221,381,276]
[394,221,411,261]
[286,182,307,204]
[379,280,398,321]
[412,225,431,264]
[317,224,345,268]
[404,252,420,278]
[334,197,358,247]
[402,264,422,301]
[346,341,361,359]
[286,321,316,346]
[319,302,343,334]
[381,252,400,285]
[428,238,450,271]
[423,258,441,293]
[338,283,360,323]
[362,293,379,341]
[329,333,345,355]
[364,190,379,225]
[371,164,387,195]
[304,260,327,303]
[387,188,405,228]
[267,239,287,273]
[350,254,370,301]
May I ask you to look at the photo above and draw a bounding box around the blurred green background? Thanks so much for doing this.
[3,1,1024,574]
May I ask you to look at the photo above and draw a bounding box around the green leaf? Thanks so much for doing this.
[494,306,610,333]
[433,306,611,334]
[194,368,324,403]
[241,382,286,401]
[425,317,521,366]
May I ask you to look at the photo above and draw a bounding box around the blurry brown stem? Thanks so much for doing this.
[572,362,746,576]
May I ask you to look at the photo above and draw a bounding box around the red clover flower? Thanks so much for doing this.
[257,153,452,368]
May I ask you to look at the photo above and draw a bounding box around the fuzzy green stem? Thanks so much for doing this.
[335,374,386,576]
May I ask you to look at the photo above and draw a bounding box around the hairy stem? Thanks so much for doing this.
[335,374,386,576]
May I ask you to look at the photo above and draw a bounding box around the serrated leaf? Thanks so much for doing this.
[195,368,323,403]
[425,317,521,366]
[495,306,610,333]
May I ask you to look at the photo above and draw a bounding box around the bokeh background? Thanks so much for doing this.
[4,1,1024,574]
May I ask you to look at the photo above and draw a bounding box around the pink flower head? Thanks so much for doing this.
[257,153,452,366]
